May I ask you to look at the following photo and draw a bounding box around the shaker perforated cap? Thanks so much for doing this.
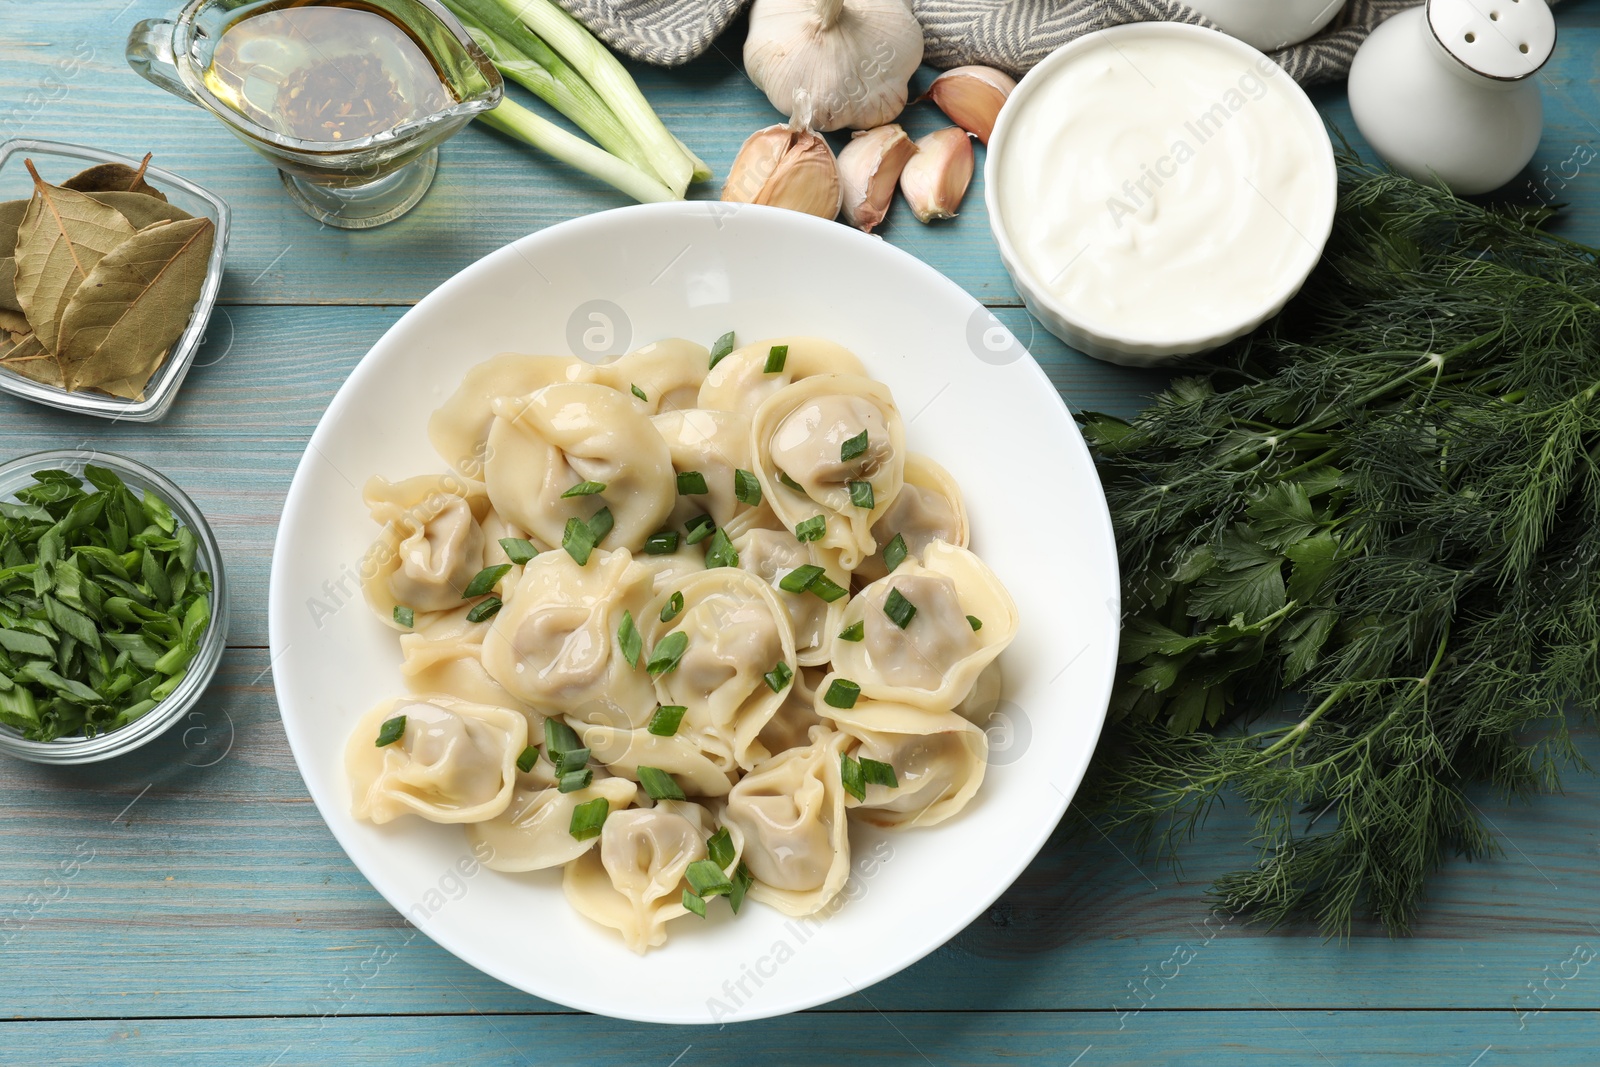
[1429,0,1556,80]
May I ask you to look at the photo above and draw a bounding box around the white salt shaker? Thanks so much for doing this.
[1183,0,1348,50]
[1348,0,1556,195]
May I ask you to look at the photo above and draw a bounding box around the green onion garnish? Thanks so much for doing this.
[568,797,609,840]
[466,597,503,623]
[660,591,684,622]
[795,515,826,542]
[393,605,414,629]
[838,620,865,642]
[644,530,680,555]
[764,344,789,373]
[462,563,512,599]
[558,768,594,793]
[849,480,875,509]
[631,384,648,402]
[637,765,686,800]
[545,718,582,760]
[841,430,868,462]
[967,615,983,631]
[707,827,735,869]
[648,704,687,736]
[684,513,715,545]
[841,754,866,801]
[682,889,708,918]
[587,507,614,544]
[809,574,848,603]
[883,588,917,629]
[824,678,861,709]
[375,715,406,747]
[686,858,734,898]
[709,331,735,369]
[562,516,598,565]
[729,863,754,913]
[516,746,540,774]
[861,757,898,788]
[500,537,538,565]
[763,661,793,693]
[778,471,807,495]
[554,746,591,776]
[779,564,826,594]
[704,528,739,569]
[647,631,689,676]
[882,532,908,574]
[734,468,762,506]
[561,480,607,498]
[618,610,642,668]
[677,470,709,496]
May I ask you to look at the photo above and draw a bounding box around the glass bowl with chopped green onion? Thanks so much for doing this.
[0,449,229,764]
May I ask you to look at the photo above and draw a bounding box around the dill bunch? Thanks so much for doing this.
[1076,154,1600,935]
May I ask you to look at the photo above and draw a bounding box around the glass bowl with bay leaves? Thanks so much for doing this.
[0,139,230,422]
[0,449,230,764]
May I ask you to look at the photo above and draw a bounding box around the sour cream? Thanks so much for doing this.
[989,25,1336,361]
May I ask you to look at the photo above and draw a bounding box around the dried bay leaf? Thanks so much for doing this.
[13,161,135,354]
[0,308,29,336]
[85,191,192,231]
[60,154,168,201]
[0,198,28,313]
[55,215,214,393]
[0,333,63,389]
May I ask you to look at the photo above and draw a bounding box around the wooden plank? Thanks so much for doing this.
[4,2,1599,308]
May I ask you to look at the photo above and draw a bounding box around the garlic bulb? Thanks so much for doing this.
[723,124,843,220]
[899,127,973,223]
[838,124,917,232]
[744,0,925,132]
[927,66,1016,145]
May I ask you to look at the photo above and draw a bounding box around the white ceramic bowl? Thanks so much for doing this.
[984,23,1338,367]
[268,201,1121,1023]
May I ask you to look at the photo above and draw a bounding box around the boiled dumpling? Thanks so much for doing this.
[734,529,848,667]
[593,338,709,414]
[562,805,709,953]
[824,699,987,829]
[757,666,826,756]
[751,374,906,569]
[855,453,969,583]
[399,604,539,723]
[483,382,675,553]
[361,474,490,625]
[467,773,638,872]
[346,696,526,824]
[697,336,865,415]
[651,407,757,535]
[428,353,594,478]
[573,722,738,797]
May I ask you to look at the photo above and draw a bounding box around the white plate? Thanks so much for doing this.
[268,201,1120,1024]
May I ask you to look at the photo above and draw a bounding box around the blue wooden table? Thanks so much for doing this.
[3,3,1600,1063]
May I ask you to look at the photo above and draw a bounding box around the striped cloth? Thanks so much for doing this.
[553,0,1436,84]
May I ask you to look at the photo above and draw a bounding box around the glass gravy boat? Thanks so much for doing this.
[128,0,502,228]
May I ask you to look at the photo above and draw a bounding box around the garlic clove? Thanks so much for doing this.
[926,65,1017,145]
[722,123,843,220]
[838,124,918,233]
[899,127,974,224]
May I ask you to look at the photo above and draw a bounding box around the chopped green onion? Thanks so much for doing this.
[709,331,735,368]
[637,765,685,800]
[466,597,503,623]
[500,537,539,564]
[967,615,983,631]
[808,574,848,603]
[562,516,598,565]
[558,767,594,793]
[554,746,590,776]
[647,631,689,676]
[516,745,540,774]
[841,754,866,801]
[644,530,680,555]
[561,480,607,498]
[686,858,733,898]
[684,513,715,545]
[778,471,808,495]
[618,610,643,668]
[795,515,826,542]
[463,563,513,599]
[660,591,684,622]
[375,715,406,748]
[631,384,648,402]
[849,480,875,510]
[393,605,415,629]
[728,862,754,913]
[838,620,865,642]
[841,430,868,462]
[882,533,908,574]
[587,507,614,544]
[706,827,735,869]
[861,757,898,788]
[764,344,789,373]
[824,678,861,709]
[704,528,740,569]
[763,661,793,693]
[545,718,582,759]
[569,797,609,840]
[648,704,687,736]
[883,588,917,629]
[677,471,709,495]
[779,564,826,594]
[734,468,762,506]
[682,888,708,918]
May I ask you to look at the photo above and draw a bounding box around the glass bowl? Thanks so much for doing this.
[0,449,230,764]
[0,138,231,422]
